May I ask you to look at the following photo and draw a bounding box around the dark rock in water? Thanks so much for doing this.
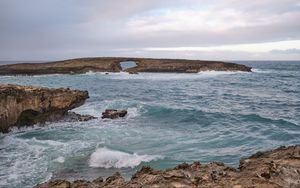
[0,57,251,75]
[62,112,96,122]
[101,109,127,119]
[34,145,300,188]
[0,84,89,133]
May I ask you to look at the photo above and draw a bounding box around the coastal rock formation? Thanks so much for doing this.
[0,57,251,75]
[34,145,300,188]
[101,109,128,119]
[0,84,89,133]
[62,112,96,122]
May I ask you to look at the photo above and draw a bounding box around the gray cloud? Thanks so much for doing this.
[0,0,299,60]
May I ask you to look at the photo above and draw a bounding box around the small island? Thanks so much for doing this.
[0,57,251,75]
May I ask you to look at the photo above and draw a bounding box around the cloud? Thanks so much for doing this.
[0,0,299,60]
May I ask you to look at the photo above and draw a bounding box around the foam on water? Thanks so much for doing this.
[53,156,65,163]
[88,147,162,168]
[107,71,245,80]
[251,68,272,73]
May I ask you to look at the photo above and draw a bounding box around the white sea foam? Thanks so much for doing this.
[88,147,161,168]
[251,68,272,73]
[126,107,140,119]
[106,71,244,81]
[53,156,65,163]
[32,137,66,146]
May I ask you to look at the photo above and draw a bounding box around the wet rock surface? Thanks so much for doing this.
[34,145,300,188]
[0,84,89,133]
[101,109,128,119]
[0,57,251,75]
[61,112,96,122]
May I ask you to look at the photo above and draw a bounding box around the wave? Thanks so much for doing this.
[251,68,272,73]
[88,147,162,168]
[108,71,244,81]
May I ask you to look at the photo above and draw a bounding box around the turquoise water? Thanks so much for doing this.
[0,61,299,188]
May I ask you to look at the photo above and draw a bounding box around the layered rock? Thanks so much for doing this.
[0,84,89,133]
[0,57,251,75]
[34,145,300,188]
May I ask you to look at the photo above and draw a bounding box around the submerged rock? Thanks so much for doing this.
[0,84,89,133]
[34,145,300,188]
[101,109,127,119]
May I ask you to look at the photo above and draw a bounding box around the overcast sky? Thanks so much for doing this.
[0,0,300,61]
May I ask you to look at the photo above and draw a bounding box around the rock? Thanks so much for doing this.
[128,71,138,74]
[34,145,300,188]
[34,180,70,188]
[101,109,127,119]
[0,84,89,133]
[62,112,96,122]
[92,177,104,184]
[0,57,251,75]
[104,172,125,187]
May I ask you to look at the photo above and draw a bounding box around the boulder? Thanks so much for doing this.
[101,109,127,119]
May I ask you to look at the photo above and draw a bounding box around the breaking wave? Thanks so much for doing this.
[88,147,162,168]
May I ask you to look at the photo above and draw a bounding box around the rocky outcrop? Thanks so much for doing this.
[101,109,127,119]
[0,57,251,75]
[0,84,90,133]
[62,112,96,122]
[34,145,300,188]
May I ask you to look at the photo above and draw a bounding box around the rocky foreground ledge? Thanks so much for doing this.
[35,145,300,188]
[0,57,251,75]
[0,84,90,133]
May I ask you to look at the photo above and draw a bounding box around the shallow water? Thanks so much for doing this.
[0,61,299,188]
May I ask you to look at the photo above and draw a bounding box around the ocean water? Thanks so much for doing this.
[0,61,299,188]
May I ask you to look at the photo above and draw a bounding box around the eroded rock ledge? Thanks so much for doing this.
[0,57,251,75]
[35,145,300,188]
[0,84,89,133]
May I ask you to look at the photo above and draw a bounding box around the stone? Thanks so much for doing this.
[101,109,127,119]
[62,112,96,122]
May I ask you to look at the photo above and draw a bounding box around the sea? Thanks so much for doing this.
[0,61,299,188]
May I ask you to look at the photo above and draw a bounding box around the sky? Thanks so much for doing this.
[0,0,300,61]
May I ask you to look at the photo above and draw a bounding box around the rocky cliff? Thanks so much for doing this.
[35,145,300,188]
[0,57,251,75]
[0,84,89,133]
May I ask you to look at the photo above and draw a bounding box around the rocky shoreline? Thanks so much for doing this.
[0,57,251,75]
[34,145,300,188]
[0,84,91,133]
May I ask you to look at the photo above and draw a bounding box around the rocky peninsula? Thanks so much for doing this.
[34,145,300,188]
[0,84,90,133]
[0,57,251,75]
